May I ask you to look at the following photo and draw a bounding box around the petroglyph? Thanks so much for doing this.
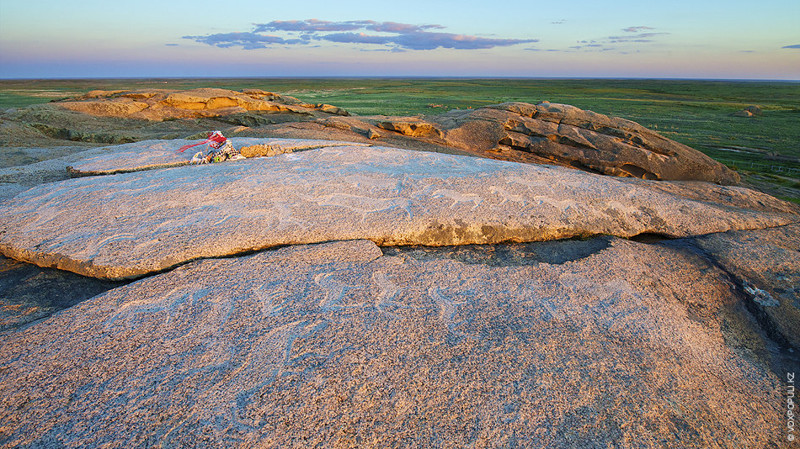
[372,270,407,318]
[429,286,469,334]
[489,185,528,206]
[314,272,364,312]
[431,189,483,209]
[306,192,414,221]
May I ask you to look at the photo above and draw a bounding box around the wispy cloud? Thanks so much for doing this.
[568,26,669,52]
[783,44,800,49]
[185,19,537,51]
[622,26,654,33]
[184,32,299,50]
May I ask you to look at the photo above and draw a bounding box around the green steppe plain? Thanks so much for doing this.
[2,78,799,202]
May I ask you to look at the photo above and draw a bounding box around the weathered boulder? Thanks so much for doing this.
[418,102,741,185]
[0,145,796,280]
[376,118,443,137]
[0,239,786,447]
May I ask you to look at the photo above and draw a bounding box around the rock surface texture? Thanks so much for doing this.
[0,145,794,280]
[0,239,790,448]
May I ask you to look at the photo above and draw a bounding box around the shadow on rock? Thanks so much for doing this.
[382,235,613,267]
[0,256,128,331]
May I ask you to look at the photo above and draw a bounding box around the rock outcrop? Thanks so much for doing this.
[56,88,350,121]
[2,89,739,184]
[423,102,739,184]
[0,255,125,330]
[733,105,763,117]
[0,238,788,447]
[0,145,794,280]
[693,223,800,350]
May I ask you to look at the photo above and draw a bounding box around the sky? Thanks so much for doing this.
[0,0,798,79]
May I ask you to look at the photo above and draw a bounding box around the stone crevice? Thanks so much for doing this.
[660,238,797,356]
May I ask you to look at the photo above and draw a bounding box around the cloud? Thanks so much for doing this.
[183,32,291,50]
[783,44,800,49]
[322,32,393,45]
[567,26,669,52]
[607,32,669,42]
[254,19,369,33]
[623,26,654,33]
[185,19,537,51]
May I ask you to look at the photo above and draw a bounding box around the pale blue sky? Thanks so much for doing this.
[1,0,798,79]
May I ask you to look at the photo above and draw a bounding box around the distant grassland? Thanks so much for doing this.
[2,78,799,200]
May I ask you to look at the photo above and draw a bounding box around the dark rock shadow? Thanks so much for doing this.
[381,235,614,267]
[0,256,129,331]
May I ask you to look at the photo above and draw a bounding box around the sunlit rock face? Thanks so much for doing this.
[427,102,741,185]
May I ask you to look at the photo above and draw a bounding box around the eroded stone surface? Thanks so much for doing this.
[0,239,784,447]
[1,146,795,279]
[65,138,372,176]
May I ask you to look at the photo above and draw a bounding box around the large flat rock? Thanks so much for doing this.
[0,146,796,280]
[0,239,784,447]
[65,138,371,176]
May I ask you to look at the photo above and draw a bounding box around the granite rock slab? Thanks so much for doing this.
[0,145,796,280]
[65,138,371,176]
[0,239,784,447]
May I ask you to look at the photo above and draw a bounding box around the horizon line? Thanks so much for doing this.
[1,75,799,83]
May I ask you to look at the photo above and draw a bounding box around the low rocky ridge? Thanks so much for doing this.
[0,238,789,447]
[56,87,350,120]
[0,145,794,280]
[2,88,737,184]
